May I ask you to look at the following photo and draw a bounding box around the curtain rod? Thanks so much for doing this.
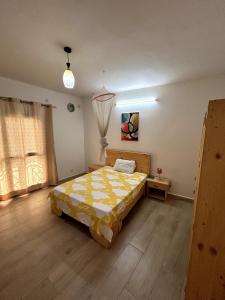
[0,97,57,108]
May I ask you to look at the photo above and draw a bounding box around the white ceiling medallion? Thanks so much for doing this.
[63,46,75,89]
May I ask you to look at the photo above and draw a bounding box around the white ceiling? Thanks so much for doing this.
[0,0,225,97]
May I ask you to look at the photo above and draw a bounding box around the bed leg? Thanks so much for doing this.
[89,227,111,249]
[118,220,122,233]
[144,181,147,197]
[51,204,63,217]
[89,221,122,249]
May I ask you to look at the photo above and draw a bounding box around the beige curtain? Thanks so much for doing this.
[92,98,114,162]
[0,98,58,201]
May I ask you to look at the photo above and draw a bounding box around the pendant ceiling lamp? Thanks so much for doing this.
[63,46,75,89]
[91,70,115,102]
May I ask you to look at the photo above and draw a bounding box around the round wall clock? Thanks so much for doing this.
[67,103,75,112]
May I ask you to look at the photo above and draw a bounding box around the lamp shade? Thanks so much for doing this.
[63,69,75,89]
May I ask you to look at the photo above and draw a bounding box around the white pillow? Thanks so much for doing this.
[113,159,136,174]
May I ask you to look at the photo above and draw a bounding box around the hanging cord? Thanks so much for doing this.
[91,69,115,101]
[66,53,70,69]
[102,70,106,88]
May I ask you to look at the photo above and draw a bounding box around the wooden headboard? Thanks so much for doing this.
[105,149,151,175]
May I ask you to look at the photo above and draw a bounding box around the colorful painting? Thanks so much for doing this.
[121,112,139,141]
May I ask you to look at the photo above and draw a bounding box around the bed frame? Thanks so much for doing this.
[105,149,151,175]
[52,149,151,248]
[89,149,151,248]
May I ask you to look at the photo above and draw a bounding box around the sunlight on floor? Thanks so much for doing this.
[0,198,13,208]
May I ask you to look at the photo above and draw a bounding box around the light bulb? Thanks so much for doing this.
[63,69,75,89]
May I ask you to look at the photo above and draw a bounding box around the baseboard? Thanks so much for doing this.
[58,172,86,184]
[168,193,194,203]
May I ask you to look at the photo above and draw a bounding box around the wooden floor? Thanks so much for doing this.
[0,188,192,300]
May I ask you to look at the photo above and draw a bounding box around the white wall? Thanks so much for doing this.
[83,75,225,199]
[0,76,85,180]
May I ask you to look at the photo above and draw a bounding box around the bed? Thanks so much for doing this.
[49,149,151,248]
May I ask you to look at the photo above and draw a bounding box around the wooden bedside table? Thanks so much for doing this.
[88,164,104,173]
[146,177,170,201]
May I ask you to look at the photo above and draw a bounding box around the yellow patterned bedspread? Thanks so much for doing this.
[49,166,147,242]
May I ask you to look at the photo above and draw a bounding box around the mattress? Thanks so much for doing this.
[49,166,147,242]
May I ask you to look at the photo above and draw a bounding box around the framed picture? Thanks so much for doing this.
[121,112,139,141]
